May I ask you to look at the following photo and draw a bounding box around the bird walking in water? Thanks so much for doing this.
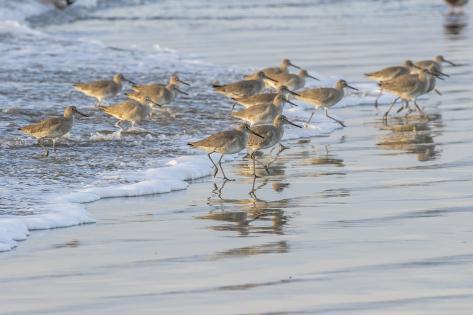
[99,96,161,130]
[365,60,421,108]
[213,71,278,99]
[415,55,457,74]
[295,80,358,127]
[73,73,135,106]
[231,85,300,110]
[126,73,189,109]
[188,124,264,181]
[246,115,302,178]
[232,94,298,126]
[18,106,88,156]
[445,0,469,14]
[380,69,435,118]
[272,69,319,91]
[244,59,301,87]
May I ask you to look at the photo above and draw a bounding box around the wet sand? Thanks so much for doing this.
[2,1,473,314]
[2,98,473,314]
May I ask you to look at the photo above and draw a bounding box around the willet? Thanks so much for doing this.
[41,0,75,10]
[231,85,300,110]
[213,71,278,99]
[18,106,88,156]
[415,55,457,74]
[380,69,433,118]
[244,59,301,81]
[188,124,263,181]
[232,94,297,125]
[73,73,135,106]
[99,96,161,130]
[295,80,358,127]
[445,0,469,13]
[131,73,190,92]
[247,114,302,177]
[365,60,420,107]
[125,80,188,107]
[272,69,319,91]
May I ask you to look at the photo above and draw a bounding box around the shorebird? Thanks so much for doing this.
[99,96,161,129]
[18,106,88,156]
[415,55,457,74]
[244,59,301,82]
[232,94,297,125]
[188,124,263,181]
[365,60,420,107]
[73,73,135,106]
[295,80,358,127]
[380,69,433,118]
[231,85,300,110]
[247,115,302,177]
[125,76,189,107]
[445,0,469,13]
[396,65,447,114]
[41,0,75,9]
[272,69,319,91]
[213,71,278,99]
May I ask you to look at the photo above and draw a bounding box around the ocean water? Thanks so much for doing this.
[0,0,354,251]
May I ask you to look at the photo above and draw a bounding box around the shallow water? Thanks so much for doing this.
[1,0,473,313]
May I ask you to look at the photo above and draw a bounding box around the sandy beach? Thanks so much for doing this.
[1,0,473,314]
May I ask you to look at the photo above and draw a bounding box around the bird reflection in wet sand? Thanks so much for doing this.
[198,179,290,235]
[377,114,442,161]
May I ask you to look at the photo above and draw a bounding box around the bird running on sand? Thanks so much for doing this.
[18,106,88,156]
[73,73,135,106]
[188,124,264,181]
[232,94,298,126]
[379,68,434,118]
[365,60,420,108]
[213,71,278,99]
[99,96,161,130]
[247,114,302,177]
[295,79,358,127]
[272,69,319,91]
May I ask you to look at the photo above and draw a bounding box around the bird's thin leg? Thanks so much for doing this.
[278,143,288,153]
[208,152,219,178]
[413,99,424,114]
[307,110,315,124]
[218,154,234,181]
[251,152,258,178]
[383,97,399,119]
[396,100,408,114]
[374,89,383,108]
[435,89,442,96]
[115,120,123,130]
[325,108,346,127]
[38,139,49,157]
[52,139,57,152]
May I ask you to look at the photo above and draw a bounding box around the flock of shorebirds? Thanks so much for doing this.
[17,55,456,181]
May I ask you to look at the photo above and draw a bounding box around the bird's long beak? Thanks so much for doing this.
[444,59,457,66]
[75,109,89,117]
[283,97,298,107]
[283,116,302,128]
[177,78,191,86]
[307,73,320,81]
[347,84,359,91]
[174,86,189,95]
[148,99,162,107]
[246,126,264,139]
[288,89,301,97]
[264,74,278,83]
[435,70,450,77]
[124,77,136,85]
[289,62,301,70]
